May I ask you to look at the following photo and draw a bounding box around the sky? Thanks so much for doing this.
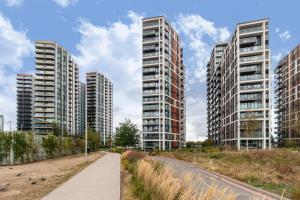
[0,0,299,141]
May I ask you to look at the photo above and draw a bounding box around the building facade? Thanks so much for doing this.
[16,74,34,131]
[86,72,113,145]
[207,43,227,146]
[208,19,271,150]
[142,16,186,150]
[275,44,300,146]
[34,41,79,135]
[77,82,86,135]
[0,115,4,132]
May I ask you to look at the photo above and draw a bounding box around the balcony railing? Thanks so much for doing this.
[143,90,159,95]
[240,84,264,91]
[143,22,159,27]
[240,46,263,53]
[240,55,263,63]
[143,75,159,80]
[240,65,260,72]
[240,26,263,34]
[240,103,263,110]
[240,74,263,81]
[143,52,159,57]
[143,60,159,65]
[143,37,159,43]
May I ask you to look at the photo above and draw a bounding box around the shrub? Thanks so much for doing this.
[285,140,298,148]
[42,135,59,158]
[111,147,125,154]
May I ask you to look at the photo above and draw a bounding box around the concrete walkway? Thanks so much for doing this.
[43,153,120,200]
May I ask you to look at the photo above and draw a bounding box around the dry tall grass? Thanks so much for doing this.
[160,148,300,198]
[136,159,237,200]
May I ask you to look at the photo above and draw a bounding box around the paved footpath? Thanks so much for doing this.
[43,153,120,200]
[152,156,286,200]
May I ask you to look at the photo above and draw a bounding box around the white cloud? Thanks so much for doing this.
[3,0,23,7]
[52,0,78,7]
[74,11,143,129]
[185,97,207,141]
[0,13,34,131]
[174,13,230,83]
[279,31,291,41]
[174,14,230,141]
[272,52,283,63]
[276,28,291,41]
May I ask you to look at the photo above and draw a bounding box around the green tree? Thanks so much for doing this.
[42,135,59,158]
[114,119,140,147]
[87,127,101,152]
[241,114,261,150]
[202,139,213,147]
[51,122,68,137]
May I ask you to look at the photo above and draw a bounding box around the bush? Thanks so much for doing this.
[285,140,298,148]
[111,147,125,154]
[121,151,145,173]
[42,135,59,158]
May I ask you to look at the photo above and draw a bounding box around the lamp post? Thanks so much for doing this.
[8,120,14,165]
[85,84,88,162]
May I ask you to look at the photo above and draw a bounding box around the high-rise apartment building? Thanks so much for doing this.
[77,82,86,135]
[207,43,227,146]
[208,19,271,150]
[142,16,186,150]
[275,44,300,146]
[86,72,113,145]
[0,115,4,132]
[34,41,79,135]
[16,74,34,131]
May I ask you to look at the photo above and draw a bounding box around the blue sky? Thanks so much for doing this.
[0,0,299,140]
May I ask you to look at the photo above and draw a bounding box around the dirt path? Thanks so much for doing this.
[0,152,104,200]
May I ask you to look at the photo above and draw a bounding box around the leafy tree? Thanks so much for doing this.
[241,114,261,150]
[13,132,28,163]
[87,127,101,152]
[202,139,213,147]
[51,122,68,137]
[114,119,140,147]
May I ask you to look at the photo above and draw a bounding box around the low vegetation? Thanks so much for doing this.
[121,150,238,200]
[158,147,300,199]
[0,128,104,165]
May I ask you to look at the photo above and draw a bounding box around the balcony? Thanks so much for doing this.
[240,83,264,91]
[240,26,263,34]
[143,59,159,65]
[143,52,159,58]
[143,37,159,43]
[240,46,263,53]
[240,65,261,73]
[143,82,159,88]
[240,55,263,63]
[143,21,159,28]
[143,104,159,110]
[143,112,159,117]
[240,74,263,81]
[143,67,159,73]
[143,30,157,36]
[143,75,159,81]
[143,89,159,95]
[240,103,263,110]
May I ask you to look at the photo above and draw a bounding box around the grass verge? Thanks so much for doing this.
[158,148,300,199]
[121,150,238,200]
